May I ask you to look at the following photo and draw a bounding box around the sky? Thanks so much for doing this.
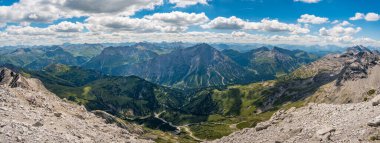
[0,0,379,47]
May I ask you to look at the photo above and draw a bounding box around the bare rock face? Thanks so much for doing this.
[315,127,336,141]
[336,47,380,86]
[92,110,145,135]
[372,95,380,106]
[368,115,380,127]
[0,68,26,88]
[0,68,152,143]
[208,102,380,143]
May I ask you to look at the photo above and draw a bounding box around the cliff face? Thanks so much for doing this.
[0,67,152,143]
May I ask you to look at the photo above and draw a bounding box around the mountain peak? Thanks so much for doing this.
[272,46,291,53]
[186,43,218,54]
[0,67,42,90]
[252,47,270,52]
[193,43,214,49]
[346,45,372,54]
[132,42,162,50]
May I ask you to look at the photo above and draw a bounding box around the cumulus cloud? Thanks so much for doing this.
[350,12,379,21]
[6,21,84,35]
[294,0,321,3]
[231,31,249,37]
[247,19,310,34]
[86,12,208,33]
[86,16,184,33]
[0,0,164,23]
[201,16,246,29]
[144,11,209,26]
[365,13,380,21]
[0,0,378,47]
[2,30,378,47]
[297,14,328,24]
[0,22,6,28]
[50,21,85,32]
[331,20,339,24]
[202,16,310,34]
[63,0,163,15]
[169,0,209,8]
[319,26,361,37]
[6,26,55,36]
[349,13,365,21]
[336,21,352,27]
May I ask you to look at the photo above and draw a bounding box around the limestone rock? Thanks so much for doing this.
[368,115,380,127]
[0,68,152,143]
[371,95,380,106]
[208,102,380,143]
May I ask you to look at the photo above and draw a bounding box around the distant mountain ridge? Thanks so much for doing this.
[222,46,318,78]
[0,46,88,70]
[121,43,257,89]
[83,45,158,74]
[0,42,320,89]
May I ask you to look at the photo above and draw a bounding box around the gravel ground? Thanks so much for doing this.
[209,99,380,143]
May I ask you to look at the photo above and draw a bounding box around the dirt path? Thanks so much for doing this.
[179,125,206,142]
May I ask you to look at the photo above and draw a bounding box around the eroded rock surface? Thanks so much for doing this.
[0,68,152,143]
[209,102,380,143]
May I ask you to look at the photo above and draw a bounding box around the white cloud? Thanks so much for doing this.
[349,13,365,20]
[201,16,246,29]
[365,12,380,21]
[86,12,208,33]
[350,12,379,21]
[247,19,310,34]
[336,21,352,27]
[6,26,55,36]
[331,20,339,24]
[86,16,184,33]
[2,30,379,47]
[202,16,310,34]
[63,0,163,15]
[0,0,378,48]
[6,21,84,35]
[0,22,6,28]
[50,21,85,32]
[319,26,361,37]
[231,31,249,37]
[144,11,209,26]
[0,0,164,23]
[294,0,321,3]
[297,14,328,24]
[169,0,209,8]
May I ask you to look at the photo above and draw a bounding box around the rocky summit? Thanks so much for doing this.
[0,68,151,143]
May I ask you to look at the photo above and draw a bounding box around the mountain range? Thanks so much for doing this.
[2,44,380,142]
[0,42,317,89]
[82,43,317,89]
[222,46,318,78]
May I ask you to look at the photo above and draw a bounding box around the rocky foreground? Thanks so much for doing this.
[209,96,380,143]
[0,68,152,143]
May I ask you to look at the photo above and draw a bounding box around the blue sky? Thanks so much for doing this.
[0,0,379,46]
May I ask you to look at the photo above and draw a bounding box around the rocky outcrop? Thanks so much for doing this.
[337,46,380,86]
[372,95,380,106]
[208,102,380,143]
[0,68,152,143]
[368,115,380,127]
[92,110,145,135]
